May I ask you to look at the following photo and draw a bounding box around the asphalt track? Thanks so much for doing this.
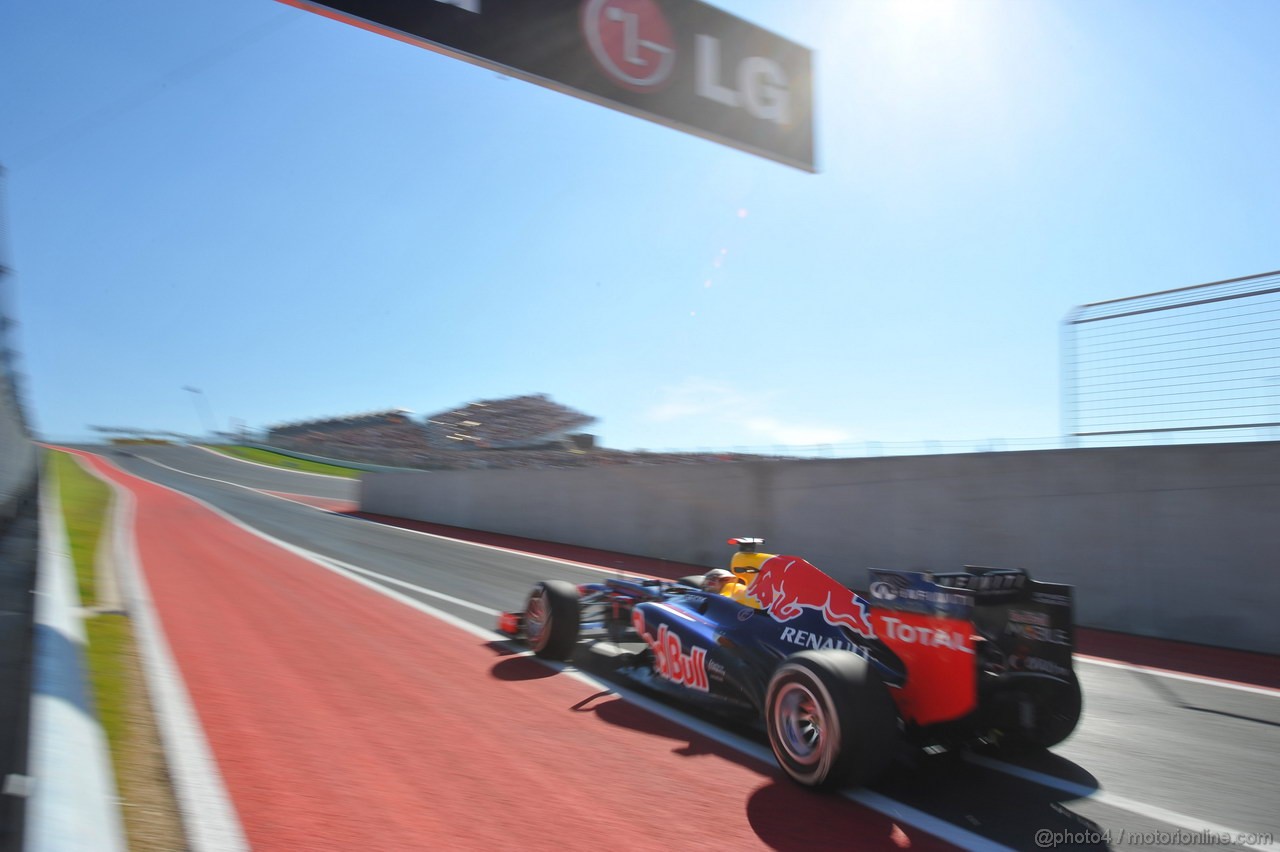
[66,445,1280,851]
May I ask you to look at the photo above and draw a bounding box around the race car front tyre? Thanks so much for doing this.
[765,650,898,789]
[525,581,580,661]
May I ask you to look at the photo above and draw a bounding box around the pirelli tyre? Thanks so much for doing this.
[524,581,580,661]
[1003,674,1083,750]
[765,650,898,789]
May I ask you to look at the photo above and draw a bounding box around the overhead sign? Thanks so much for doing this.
[280,0,815,171]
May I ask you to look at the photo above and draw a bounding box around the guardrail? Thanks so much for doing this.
[1,162,39,852]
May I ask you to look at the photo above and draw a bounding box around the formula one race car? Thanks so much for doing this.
[498,537,1082,789]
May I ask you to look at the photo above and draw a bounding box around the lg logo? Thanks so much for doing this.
[694,34,790,125]
[581,0,791,124]
[581,0,675,91]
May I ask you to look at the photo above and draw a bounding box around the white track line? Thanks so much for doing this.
[315,555,498,616]
[74,454,250,852]
[135,455,354,510]
[194,444,353,479]
[136,453,667,581]
[964,754,1280,852]
[1074,654,1280,698]
[346,514,678,579]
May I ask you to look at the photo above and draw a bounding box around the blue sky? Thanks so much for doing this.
[2,0,1277,452]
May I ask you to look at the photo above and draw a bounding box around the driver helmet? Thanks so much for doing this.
[703,568,735,594]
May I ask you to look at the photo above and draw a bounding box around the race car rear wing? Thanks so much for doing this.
[863,567,1076,726]
[866,567,1074,654]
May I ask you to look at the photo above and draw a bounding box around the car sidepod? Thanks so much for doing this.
[629,596,764,713]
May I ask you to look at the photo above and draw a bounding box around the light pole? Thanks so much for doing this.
[182,386,218,437]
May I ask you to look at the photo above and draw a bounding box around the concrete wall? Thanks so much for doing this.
[362,442,1280,655]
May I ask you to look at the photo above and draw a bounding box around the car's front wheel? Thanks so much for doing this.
[765,650,898,789]
[524,581,580,661]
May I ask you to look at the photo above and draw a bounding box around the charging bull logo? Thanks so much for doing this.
[747,556,876,639]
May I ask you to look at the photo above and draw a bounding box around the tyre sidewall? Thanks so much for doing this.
[525,580,580,660]
[765,650,898,789]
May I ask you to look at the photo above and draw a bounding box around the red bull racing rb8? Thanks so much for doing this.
[498,536,1082,789]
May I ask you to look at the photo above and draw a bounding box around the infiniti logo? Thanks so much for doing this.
[870,581,898,601]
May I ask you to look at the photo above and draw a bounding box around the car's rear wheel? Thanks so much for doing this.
[1003,674,1083,749]
[765,650,898,789]
[524,581,580,661]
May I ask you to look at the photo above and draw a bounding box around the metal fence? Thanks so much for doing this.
[1063,270,1280,444]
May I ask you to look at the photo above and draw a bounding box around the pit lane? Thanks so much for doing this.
[103,444,1280,851]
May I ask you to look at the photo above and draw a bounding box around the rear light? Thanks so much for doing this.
[497,612,520,635]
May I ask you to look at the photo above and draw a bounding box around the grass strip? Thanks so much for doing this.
[51,451,109,607]
[84,614,129,777]
[206,444,363,478]
[52,450,186,851]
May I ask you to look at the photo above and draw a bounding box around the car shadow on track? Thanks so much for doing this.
[583,692,958,851]
[875,751,1110,850]
[486,641,1111,849]
[489,655,561,681]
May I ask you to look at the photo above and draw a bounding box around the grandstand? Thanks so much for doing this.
[423,394,596,450]
[258,395,766,470]
[268,409,416,439]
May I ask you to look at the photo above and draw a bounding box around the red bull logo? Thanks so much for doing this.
[632,610,710,692]
[746,556,876,638]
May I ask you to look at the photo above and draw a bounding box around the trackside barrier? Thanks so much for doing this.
[361,441,1280,655]
[0,376,34,530]
[24,472,125,852]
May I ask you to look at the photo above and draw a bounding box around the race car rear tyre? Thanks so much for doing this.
[765,650,898,789]
[525,581,580,661]
[1003,674,1083,750]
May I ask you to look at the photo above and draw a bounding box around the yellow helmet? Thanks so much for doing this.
[726,537,772,583]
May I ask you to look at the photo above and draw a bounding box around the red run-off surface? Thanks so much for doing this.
[70,450,956,851]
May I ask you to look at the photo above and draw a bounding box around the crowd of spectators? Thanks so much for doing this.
[424,394,596,450]
[262,396,779,470]
[267,410,432,465]
[269,409,418,439]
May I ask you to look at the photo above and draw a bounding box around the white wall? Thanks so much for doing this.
[362,442,1280,654]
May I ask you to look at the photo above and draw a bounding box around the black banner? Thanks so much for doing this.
[281,0,815,171]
